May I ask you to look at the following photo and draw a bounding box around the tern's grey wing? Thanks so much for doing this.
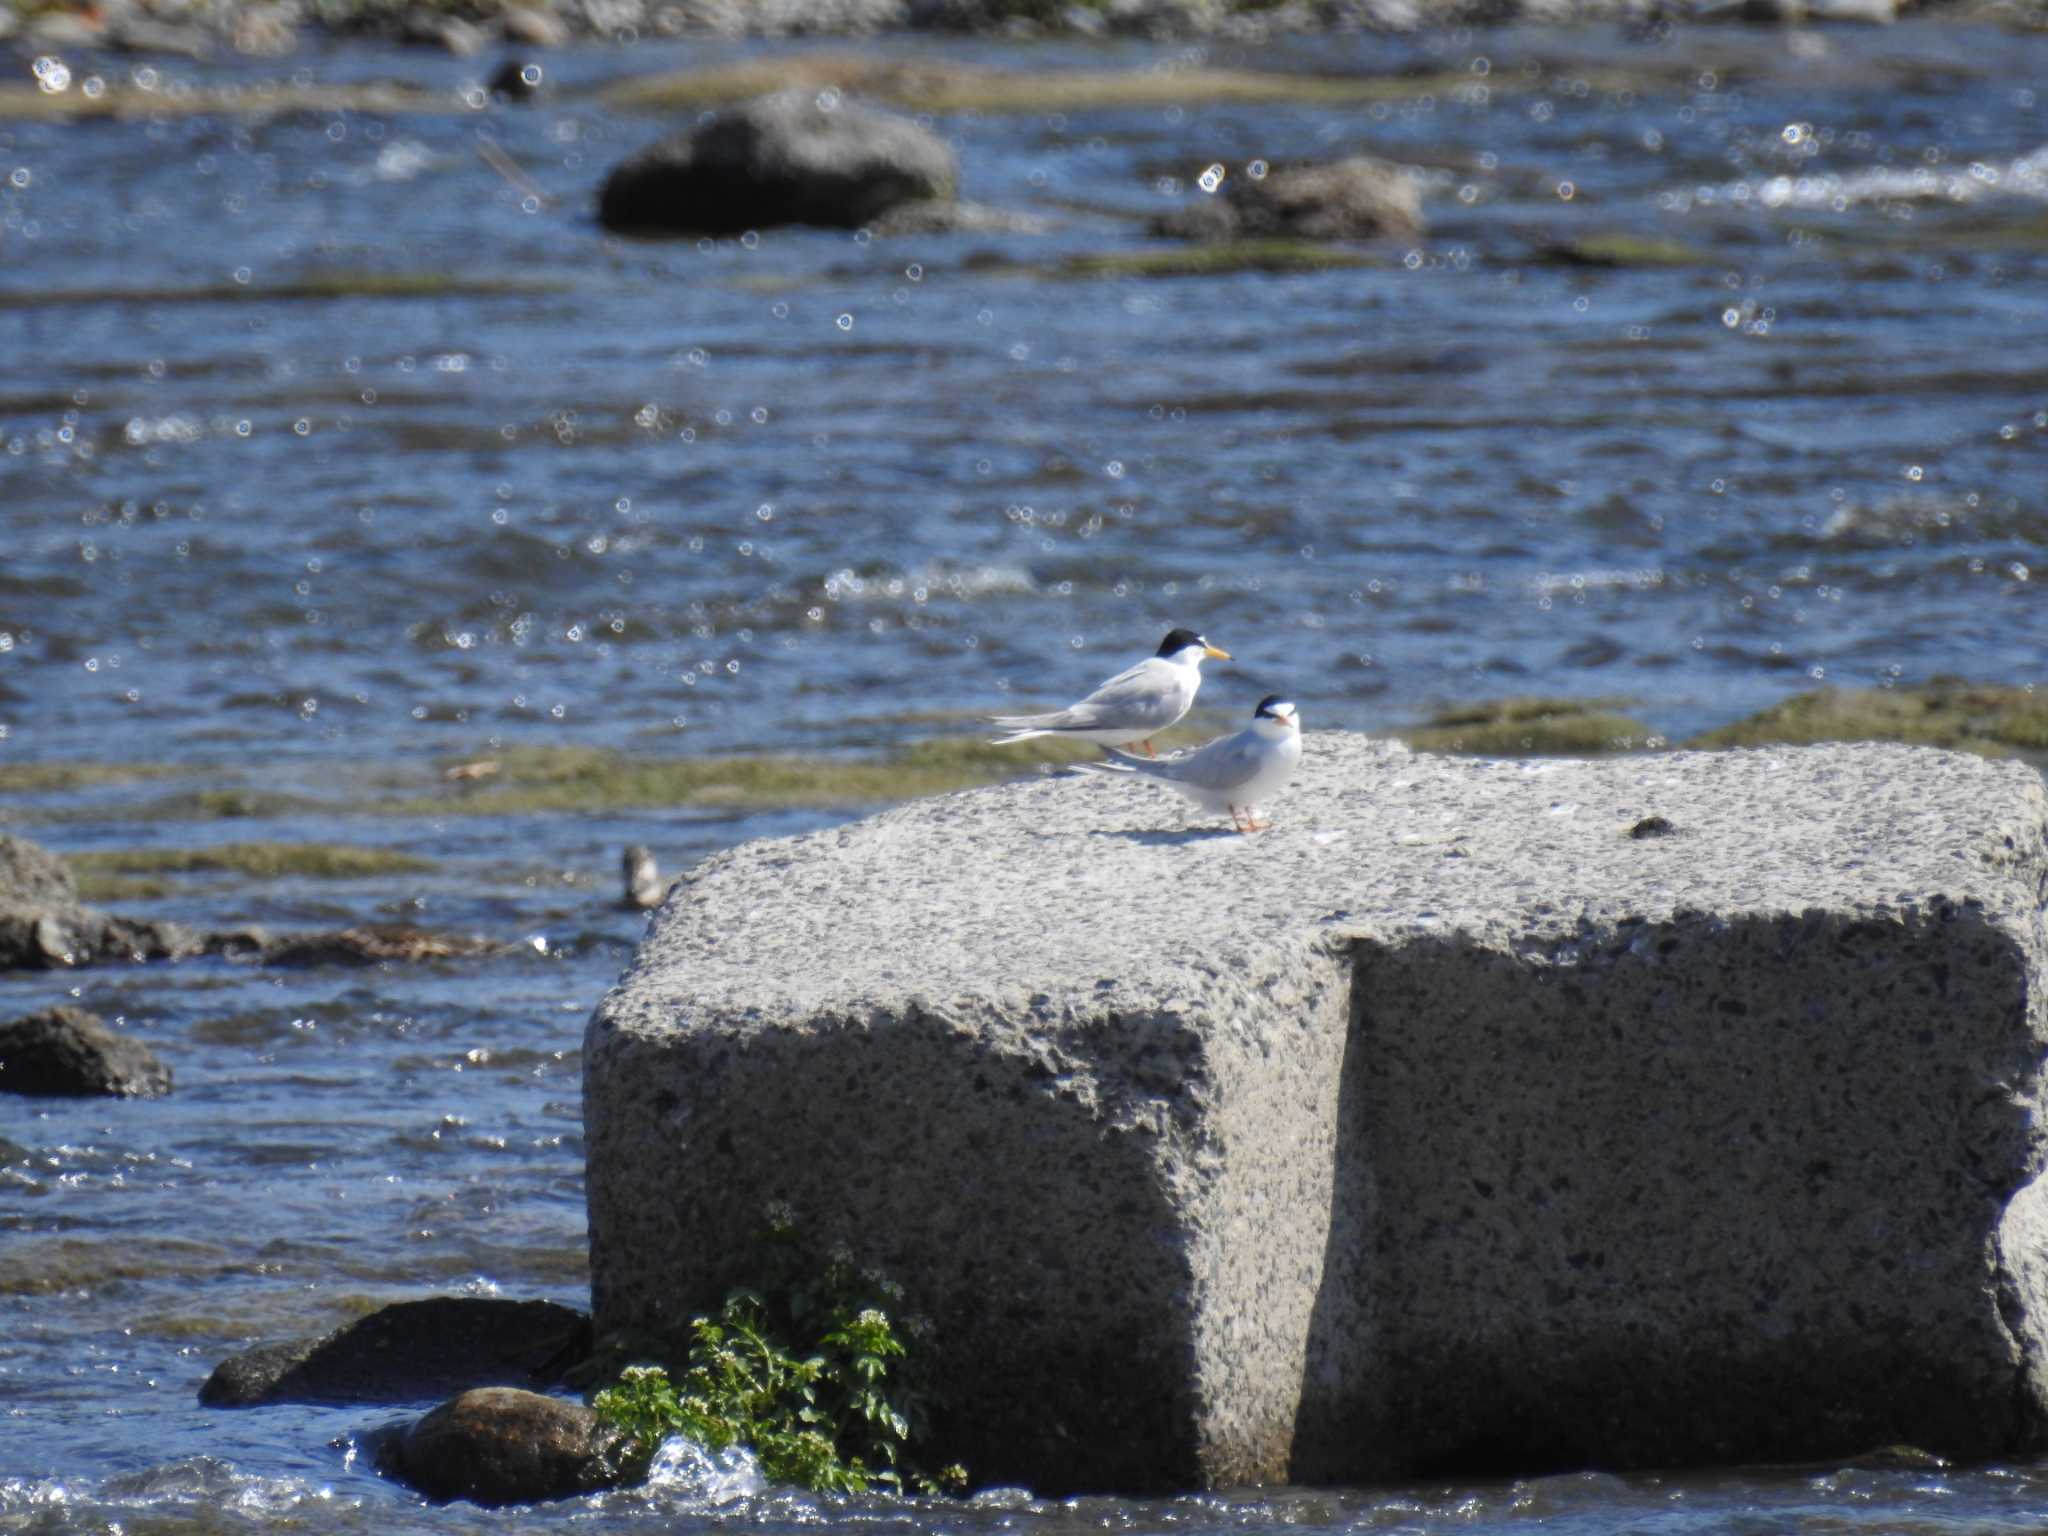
[1037,658,1189,733]
[1133,729,1268,792]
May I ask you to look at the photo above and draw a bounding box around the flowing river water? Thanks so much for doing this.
[2,14,2047,1531]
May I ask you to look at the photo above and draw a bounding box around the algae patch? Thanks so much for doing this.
[600,53,1482,116]
[1534,231,1718,268]
[0,272,562,310]
[1686,683,2048,756]
[0,79,450,122]
[67,842,435,881]
[1399,697,1659,756]
[0,761,183,793]
[408,735,1128,813]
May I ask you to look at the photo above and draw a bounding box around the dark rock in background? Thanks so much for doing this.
[599,89,957,234]
[0,1006,172,1098]
[201,1296,591,1407]
[1153,157,1425,244]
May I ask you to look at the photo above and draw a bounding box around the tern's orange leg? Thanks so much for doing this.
[1141,740,1157,758]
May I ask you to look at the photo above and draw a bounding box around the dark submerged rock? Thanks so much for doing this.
[599,89,957,235]
[0,1006,172,1098]
[1152,156,1424,244]
[489,58,547,101]
[200,1296,591,1407]
[388,1387,629,1505]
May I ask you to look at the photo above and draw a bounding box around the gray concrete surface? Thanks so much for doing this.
[584,737,2048,1492]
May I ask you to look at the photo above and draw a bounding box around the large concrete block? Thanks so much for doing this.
[583,738,2048,1492]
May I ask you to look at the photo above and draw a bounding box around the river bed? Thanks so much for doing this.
[3,14,2047,1532]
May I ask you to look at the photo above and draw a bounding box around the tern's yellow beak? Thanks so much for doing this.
[1204,643,1232,661]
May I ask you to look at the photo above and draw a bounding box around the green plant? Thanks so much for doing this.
[590,1214,965,1497]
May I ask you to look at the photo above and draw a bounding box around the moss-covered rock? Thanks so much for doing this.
[1398,697,1659,756]
[1686,683,2048,756]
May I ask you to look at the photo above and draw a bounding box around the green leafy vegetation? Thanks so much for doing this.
[1399,696,1659,755]
[590,1213,964,1496]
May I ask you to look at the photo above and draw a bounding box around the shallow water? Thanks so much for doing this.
[3,15,2048,1532]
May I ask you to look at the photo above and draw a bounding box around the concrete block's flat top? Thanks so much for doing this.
[614,739,2045,1024]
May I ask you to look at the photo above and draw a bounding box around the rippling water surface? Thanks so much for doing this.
[2,16,2047,1532]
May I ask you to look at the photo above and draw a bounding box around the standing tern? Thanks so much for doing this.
[1075,694,1302,833]
[988,628,1232,756]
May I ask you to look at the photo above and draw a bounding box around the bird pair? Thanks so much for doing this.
[988,628,1301,834]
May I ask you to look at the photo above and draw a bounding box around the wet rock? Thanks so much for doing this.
[231,6,299,54]
[1804,0,1898,19]
[1153,157,1424,244]
[2,833,506,974]
[0,833,79,911]
[388,1387,629,1505]
[500,5,572,44]
[250,924,513,967]
[23,10,104,46]
[0,1006,172,1098]
[402,10,489,51]
[866,197,1053,235]
[490,59,547,100]
[0,833,205,972]
[105,16,214,54]
[201,1296,591,1407]
[599,89,957,235]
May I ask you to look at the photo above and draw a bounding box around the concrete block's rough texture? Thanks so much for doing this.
[584,738,2048,1492]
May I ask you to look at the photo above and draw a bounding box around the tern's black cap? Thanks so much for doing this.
[1157,628,1206,657]
[1254,694,1293,718]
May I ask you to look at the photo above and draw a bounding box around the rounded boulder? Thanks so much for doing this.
[599,89,957,235]
[390,1387,629,1505]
